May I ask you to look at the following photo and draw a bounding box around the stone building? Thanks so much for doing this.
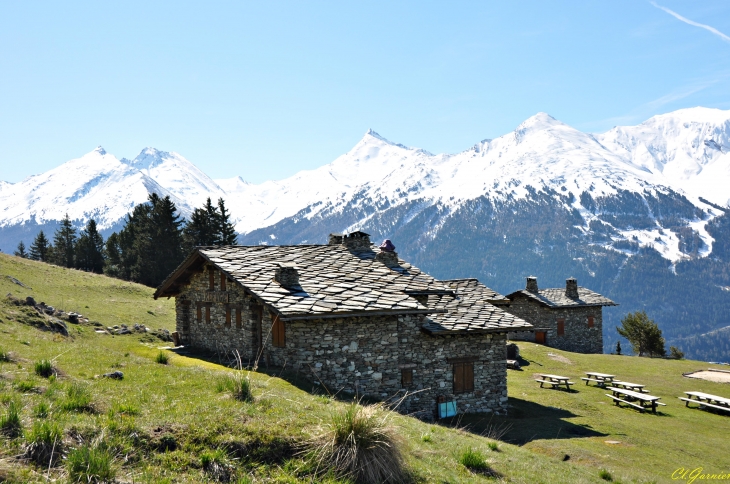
[503,276,617,354]
[154,231,532,417]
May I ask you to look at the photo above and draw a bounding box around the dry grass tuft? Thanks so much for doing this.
[304,402,407,484]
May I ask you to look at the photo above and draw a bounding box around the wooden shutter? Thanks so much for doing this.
[272,314,285,348]
[220,273,227,291]
[196,303,202,323]
[225,305,231,327]
[557,319,565,336]
[401,369,413,387]
[588,316,594,328]
[453,362,474,394]
[235,305,242,328]
[209,270,215,290]
[205,303,211,323]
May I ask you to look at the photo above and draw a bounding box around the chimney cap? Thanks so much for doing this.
[379,239,396,252]
[526,276,538,293]
[347,230,370,237]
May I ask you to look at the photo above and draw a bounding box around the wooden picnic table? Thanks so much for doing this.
[535,374,574,391]
[582,372,616,387]
[605,387,665,413]
[610,380,648,393]
[679,392,730,414]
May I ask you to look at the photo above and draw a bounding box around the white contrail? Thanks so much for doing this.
[650,1,730,44]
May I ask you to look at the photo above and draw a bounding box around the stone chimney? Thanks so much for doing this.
[375,239,399,266]
[526,276,538,293]
[566,277,579,299]
[275,263,299,287]
[328,233,343,245]
[342,231,371,250]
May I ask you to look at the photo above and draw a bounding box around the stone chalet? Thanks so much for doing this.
[503,276,617,354]
[154,231,533,417]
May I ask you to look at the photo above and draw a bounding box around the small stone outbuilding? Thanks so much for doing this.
[154,231,532,417]
[503,276,617,354]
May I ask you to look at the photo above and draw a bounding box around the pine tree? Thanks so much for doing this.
[14,241,28,258]
[75,219,105,273]
[29,231,50,261]
[616,310,666,357]
[182,197,218,250]
[615,341,621,355]
[50,214,77,268]
[216,198,237,245]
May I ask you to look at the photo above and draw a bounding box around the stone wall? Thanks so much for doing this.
[503,296,603,354]
[176,265,509,416]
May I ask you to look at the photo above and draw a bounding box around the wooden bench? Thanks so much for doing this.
[611,381,648,393]
[536,374,574,390]
[680,393,730,414]
[605,393,646,412]
[605,387,663,413]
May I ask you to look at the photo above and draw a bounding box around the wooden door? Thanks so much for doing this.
[535,331,546,344]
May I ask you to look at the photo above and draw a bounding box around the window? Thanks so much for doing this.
[205,303,211,323]
[196,303,202,323]
[235,305,242,329]
[225,305,231,327]
[272,314,285,348]
[453,362,474,394]
[588,316,595,328]
[209,270,215,290]
[401,369,413,387]
[220,273,227,291]
[557,319,565,336]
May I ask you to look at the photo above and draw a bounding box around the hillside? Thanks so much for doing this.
[2,253,730,483]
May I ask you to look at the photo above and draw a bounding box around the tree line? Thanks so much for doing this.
[13,195,237,287]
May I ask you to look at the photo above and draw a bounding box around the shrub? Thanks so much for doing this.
[669,346,685,360]
[66,445,115,483]
[599,468,613,481]
[487,441,499,452]
[305,402,406,484]
[34,359,54,378]
[61,383,94,413]
[421,433,432,443]
[0,399,22,438]
[155,351,169,365]
[217,372,253,402]
[459,447,489,471]
[23,420,64,466]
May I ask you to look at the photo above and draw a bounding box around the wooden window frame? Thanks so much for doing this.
[272,314,285,348]
[220,273,227,291]
[453,362,474,394]
[209,270,215,291]
[587,316,595,328]
[196,303,202,323]
[401,369,413,388]
[225,305,232,327]
[557,319,565,336]
[205,303,212,324]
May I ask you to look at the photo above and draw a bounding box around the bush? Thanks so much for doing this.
[23,420,64,467]
[155,351,169,365]
[669,346,685,360]
[217,372,253,402]
[66,445,115,483]
[34,359,54,378]
[305,402,406,484]
[61,383,94,413]
[0,399,22,438]
[459,447,489,471]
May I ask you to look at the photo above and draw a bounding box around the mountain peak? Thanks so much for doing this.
[94,146,107,155]
[517,112,565,131]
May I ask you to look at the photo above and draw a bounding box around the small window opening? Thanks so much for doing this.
[220,273,227,291]
[557,319,565,336]
[272,314,285,348]
[401,369,413,387]
[453,362,474,394]
[588,316,594,328]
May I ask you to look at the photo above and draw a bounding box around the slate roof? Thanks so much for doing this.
[441,278,510,304]
[506,287,617,308]
[422,279,533,335]
[154,244,532,334]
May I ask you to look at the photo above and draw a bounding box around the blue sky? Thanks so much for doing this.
[1,1,729,184]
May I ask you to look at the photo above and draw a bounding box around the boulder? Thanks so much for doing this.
[101,371,124,380]
[25,296,37,306]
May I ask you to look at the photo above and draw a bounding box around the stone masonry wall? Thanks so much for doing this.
[503,296,603,354]
[176,266,509,416]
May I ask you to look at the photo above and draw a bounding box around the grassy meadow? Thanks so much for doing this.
[1,252,728,483]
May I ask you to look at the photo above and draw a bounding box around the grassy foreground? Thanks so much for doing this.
[0,253,727,483]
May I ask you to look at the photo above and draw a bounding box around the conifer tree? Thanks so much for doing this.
[50,214,77,268]
[216,198,238,245]
[616,310,666,357]
[182,197,218,250]
[75,219,105,273]
[14,241,28,258]
[29,231,50,261]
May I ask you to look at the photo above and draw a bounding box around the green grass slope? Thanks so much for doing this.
[1,252,727,483]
